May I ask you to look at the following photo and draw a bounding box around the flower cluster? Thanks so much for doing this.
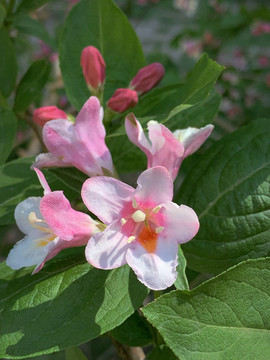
[7,53,214,290]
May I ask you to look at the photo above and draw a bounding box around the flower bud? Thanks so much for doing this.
[80,46,105,91]
[129,63,164,95]
[107,89,138,113]
[33,106,67,127]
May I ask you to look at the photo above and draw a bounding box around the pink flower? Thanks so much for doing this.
[80,46,105,92]
[129,63,165,95]
[107,88,138,113]
[82,166,199,290]
[6,168,98,273]
[33,96,115,177]
[125,114,213,180]
[33,106,67,127]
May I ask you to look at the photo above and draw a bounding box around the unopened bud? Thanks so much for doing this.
[130,63,164,95]
[80,46,105,91]
[107,88,138,113]
[33,106,67,127]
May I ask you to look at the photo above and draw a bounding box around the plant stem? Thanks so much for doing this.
[17,113,47,152]
[110,337,145,360]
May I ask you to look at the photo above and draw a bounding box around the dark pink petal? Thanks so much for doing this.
[82,176,134,224]
[40,191,96,243]
[85,220,129,269]
[130,62,165,95]
[133,167,173,207]
[33,167,51,195]
[80,46,105,89]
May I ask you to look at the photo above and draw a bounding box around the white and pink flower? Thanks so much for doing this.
[33,96,115,177]
[6,168,98,273]
[125,114,214,180]
[82,166,199,290]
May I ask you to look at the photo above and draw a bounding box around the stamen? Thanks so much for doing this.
[121,218,127,225]
[132,210,146,223]
[155,226,164,234]
[132,198,138,209]
[127,235,136,243]
[28,212,52,233]
[152,205,162,214]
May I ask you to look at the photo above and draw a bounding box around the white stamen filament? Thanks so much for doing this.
[132,198,138,209]
[127,235,136,243]
[121,218,127,225]
[28,212,53,234]
[132,210,146,223]
[155,226,164,234]
[152,205,162,214]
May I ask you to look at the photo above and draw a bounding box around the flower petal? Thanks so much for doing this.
[125,113,152,157]
[174,124,214,157]
[32,152,72,169]
[85,220,129,269]
[82,176,134,224]
[33,167,51,195]
[15,197,42,234]
[161,202,199,244]
[126,236,179,290]
[133,167,173,207]
[40,191,96,243]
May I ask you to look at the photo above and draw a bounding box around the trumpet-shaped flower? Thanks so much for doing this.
[33,96,115,177]
[82,166,199,290]
[125,114,213,180]
[6,168,98,273]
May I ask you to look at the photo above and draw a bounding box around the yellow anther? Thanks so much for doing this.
[127,235,136,243]
[121,218,127,225]
[152,205,162,214]
[155,226,164,234]
[132,210,146,223]
[132,198,138,209]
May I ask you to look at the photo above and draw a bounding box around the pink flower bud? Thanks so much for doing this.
[130,63,165,95]
[107,89,138,113]
[33,106,67,127]
[80,46,105,90]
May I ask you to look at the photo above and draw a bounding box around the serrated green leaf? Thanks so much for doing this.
[12,14,55,49]
[176,118,270,274]
[14,59,51,111]
[110,311,153,347]
[0,157,77,225]
[0,26,17,97]
[0,254,148,359]
[143,258,270,360]
[60,0,145,110]
[0,107,17,164]
[174,247,189,291]
[0,4,6,29]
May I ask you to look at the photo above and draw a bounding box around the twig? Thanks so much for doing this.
[110,337,145,360]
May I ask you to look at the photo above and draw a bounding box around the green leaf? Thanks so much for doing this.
[0,157,77,225]
[146,345,178,360]
[12,14,55,49]
[0,107,17,164]
[143,258,270,360]
[14,59,51,111]
[177,118,270,274]
[110,311,153,346]
[48,167,89,195]
[0,4,6,29]
[16,0,52,12]
[60,0,145,110]
[65,347,87,360]
[0,26,17,97]
[0,254,148,359]
[174,247,189,291]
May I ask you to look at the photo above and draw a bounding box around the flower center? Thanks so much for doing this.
[28,212,57,247]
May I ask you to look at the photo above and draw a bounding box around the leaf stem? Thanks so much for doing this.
[110,337,145,360]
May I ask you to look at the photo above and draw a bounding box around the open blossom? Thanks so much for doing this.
[107,88,138,113]
[82,166,199,290]
[129,63,165,95]
[80,46,105,92]
[33,106,67,127]
[6,168,98,273]
[125,114,213,180]
[33,96,115,177]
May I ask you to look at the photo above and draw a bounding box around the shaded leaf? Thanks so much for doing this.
[0,107,17,165]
